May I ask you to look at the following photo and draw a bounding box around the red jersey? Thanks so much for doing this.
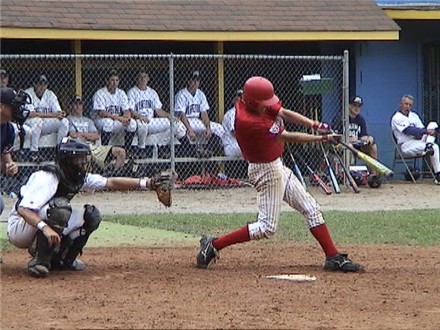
[235,100,285,163]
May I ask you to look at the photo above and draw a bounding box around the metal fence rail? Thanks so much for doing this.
[0,53,348,192]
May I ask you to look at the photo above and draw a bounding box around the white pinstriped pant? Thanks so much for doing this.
[247,158,324,240]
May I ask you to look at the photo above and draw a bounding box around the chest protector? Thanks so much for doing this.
[41,165,85,201]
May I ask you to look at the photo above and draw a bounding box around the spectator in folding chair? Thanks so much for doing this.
[174,70,226,158]
[127,69,185,158]
[391,94,440,185]
[67,95,126,175]
[222,89,243,158]
[23,75,69,162]
[92,70,137,157]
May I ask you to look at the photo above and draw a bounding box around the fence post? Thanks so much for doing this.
[343,49,350,180]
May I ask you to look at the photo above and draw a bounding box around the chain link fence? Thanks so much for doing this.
[0,53,348,193]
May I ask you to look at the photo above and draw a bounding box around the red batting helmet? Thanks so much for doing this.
[242,77,279,107]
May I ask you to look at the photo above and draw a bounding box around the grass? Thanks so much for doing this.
[105,209,440,246]
[2,209,440,251]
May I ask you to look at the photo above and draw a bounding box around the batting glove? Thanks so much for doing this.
[312,121,332,135]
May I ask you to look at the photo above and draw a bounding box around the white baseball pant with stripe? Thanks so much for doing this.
[247,157,324,240]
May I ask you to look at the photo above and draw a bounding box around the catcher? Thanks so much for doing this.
[6,137,174,278]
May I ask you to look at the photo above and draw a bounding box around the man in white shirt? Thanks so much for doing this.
[174,71,225,157]
[93,70,137,155]
[391,94,440,184]
[24,75,69,162]
[222,89,243,158]
[127,70,185,157]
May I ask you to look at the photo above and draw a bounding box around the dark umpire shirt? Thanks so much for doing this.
[1,122,15,155]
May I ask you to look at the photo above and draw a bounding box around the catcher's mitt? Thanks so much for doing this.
[151,169,176,207]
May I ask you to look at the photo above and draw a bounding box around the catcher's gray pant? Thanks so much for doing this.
[136,118,186,147]
[7,204,90,249]
[94,118,137,134]
[400,122,440,173]
[23,117,69,152]
[247,158,325,240]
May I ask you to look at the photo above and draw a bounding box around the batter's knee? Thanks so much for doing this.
[304,210,325,229]
[248,221,276,240]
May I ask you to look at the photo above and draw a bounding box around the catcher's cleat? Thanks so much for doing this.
[324,253,361,272]
[52,258,86,271]
[196,235,219,269]
[28,264,50,278]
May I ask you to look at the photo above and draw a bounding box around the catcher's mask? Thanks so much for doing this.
[0,88,31,126]
[242,76,280,110]
[57,137,92,182]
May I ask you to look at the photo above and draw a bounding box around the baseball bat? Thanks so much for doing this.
[288,150,307,189]
[331,145,360,193]
[297,157,332,195]
[320,143,340,194]
[339,141,394,178]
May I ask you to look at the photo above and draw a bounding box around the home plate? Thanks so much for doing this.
[266,274,317,282]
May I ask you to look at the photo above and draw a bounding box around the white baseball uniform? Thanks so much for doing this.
[93,87,137,134]
[174,88,225,139]
[391,111,440,173]
[222,107,242,158]
[127,86,185,147]
[7,170,107,249]
[23,87,69,151]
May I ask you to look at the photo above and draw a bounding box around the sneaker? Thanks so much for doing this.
[196,235,219,269]
[324,253,361,272]
[425,143,434,157]
[435,173,440,185]
[28,264,50,278]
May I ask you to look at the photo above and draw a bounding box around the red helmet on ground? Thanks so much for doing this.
[242,76,279,107]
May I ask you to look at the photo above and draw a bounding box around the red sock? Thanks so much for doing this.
[309,224,338,257]
[212,225,250,251]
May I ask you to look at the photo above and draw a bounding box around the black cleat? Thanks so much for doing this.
[324,253,362,272]
[196,235,219,269]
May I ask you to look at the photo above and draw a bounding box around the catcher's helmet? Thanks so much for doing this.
[404,166,420,181]
[57,137,91,182]
[242,77,279,108]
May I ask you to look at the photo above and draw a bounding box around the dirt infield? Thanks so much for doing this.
[1,181,440,329]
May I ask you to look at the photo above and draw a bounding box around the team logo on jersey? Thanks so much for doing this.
[268,117,283,137]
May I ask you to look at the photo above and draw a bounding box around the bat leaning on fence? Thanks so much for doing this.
[319,143,340,194]
[297,157,332,195]
[331,145,360,194]
[287,150,307,189]
[338,141,394,178]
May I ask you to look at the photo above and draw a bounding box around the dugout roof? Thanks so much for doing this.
[0,0,401,41]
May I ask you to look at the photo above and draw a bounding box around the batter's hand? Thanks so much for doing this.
[323,133,343,144]
[312,121,332,135]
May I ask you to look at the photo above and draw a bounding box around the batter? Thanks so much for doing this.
[196,76,362,272]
